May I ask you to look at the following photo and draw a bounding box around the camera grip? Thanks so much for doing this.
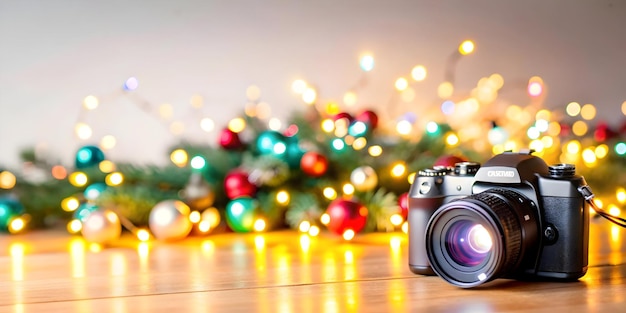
[408,201,438,275]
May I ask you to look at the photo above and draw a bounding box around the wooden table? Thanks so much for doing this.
[1,219,625,312]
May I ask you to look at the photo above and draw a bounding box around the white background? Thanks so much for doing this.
[1,0,625,168]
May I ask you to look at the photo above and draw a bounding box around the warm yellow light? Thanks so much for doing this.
[396,120,413,135]
[254,219,266,232]
[100,135,117,150]
[320,213,330,225]
[67,219,82,234]
[302,87,317,104]
[105,172,124,186]
[323,187,337,200]
[352,137,367,150]
[228,118,246,133]
[411,65,427,81]
[572,121,588,136]
[402,221,409,234]
[189,211,201,223]
[566,102,581,117]
[308,225,320,237]
[616,188,626,204]
[401,88,416,102]
[580,104,596,120]
[136,229,150,242]
[390,214,404,226]
[459,40,475,55]
[9,217,26,233]
[489,73,504,89]
[529,139,545,153]
[582,148,597,165]
[321,118,335,133]
[391,162,407,178]
[256,102,270,118]
[622,101,626,116]
[291,79,308,94]
[368,145,383,157]
[69,172,88,187]
[438,81,454,99]
[343,91,358,106]
[594,199,604,209]
[75,123,92,140]
[83,95,99,110]
[299,221,311,232]
[595,144,609,159]
[61,197,80,212]
[51,165,68,180]
[98,160,116,173]
[407,172,416,184]
[276,190,290,205]
[198,221,211,233]
[446,133,459,146]
[395,77,409,91]
[200,117,215,132]
[343,229,356,241]
[609,204,621,217]
[170,149,188,167]
[343,183,355,195]
[0,171,17,189]
[159,103,173,119]
[566,141,581,154]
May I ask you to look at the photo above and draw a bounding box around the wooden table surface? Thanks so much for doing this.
[1,218,626,312]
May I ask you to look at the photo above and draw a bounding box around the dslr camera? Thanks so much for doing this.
[408,151,589,288]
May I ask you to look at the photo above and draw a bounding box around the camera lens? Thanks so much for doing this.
[425,189,538,287]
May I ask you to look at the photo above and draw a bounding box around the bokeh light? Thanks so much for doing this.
[291,79,307,94]
[566,102,581,117]
[0,171,17,189]
[83,95,99,110]
[360,54,375,72]
[395,77,409,91]
[411,65,427,81]
[228,118,246,133]
[580,104,596,120]
[123,77,139,91]
[458,40,475,55]
[438,81,454,99]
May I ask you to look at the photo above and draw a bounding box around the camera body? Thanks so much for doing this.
[408,151,589,287]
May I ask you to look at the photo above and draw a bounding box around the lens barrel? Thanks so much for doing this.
[425,189,537,287]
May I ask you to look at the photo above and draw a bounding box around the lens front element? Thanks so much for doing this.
[426,189,538,287]
[446,221,493,267]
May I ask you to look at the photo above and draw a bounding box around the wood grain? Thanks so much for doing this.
[1,218,625,312]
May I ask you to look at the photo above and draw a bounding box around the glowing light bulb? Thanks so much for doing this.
[136,229,150,241]
[396,120,413,135]
[69,172,88,187]
[299,221,311,233]
[302,87,317,104]
[438,81,454,99]
[343,229,356,241]
[395,77,409,91]
[343,91,358,106]
[566,102,581,117]
[190,156,206,170]
[246,85,261,101]
[0,171,17,189]
[170,149,188,167]
[83,95,99,110]
[254,219,266,232]
[228,118,246,133]
[343,183,355,195]
[320,213,330,225]
[308,225,320,236]
[9,217,26,233]
[276,190,290,205]
[105,172,124,186]
[189,211,201,223]
[200,118,215,132]
[291,79,307,94]
[390,214,404,226]
[411,65,427,81]
[459,40,475,55]
[391,162,407,177]
[323,187,337,200]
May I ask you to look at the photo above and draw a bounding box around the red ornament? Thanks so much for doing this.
[433,155,467,168]
[355,110,378,129]
[300,151,328,177]
[325,199,368,235]
[219,128,243,150]
[398,192,409,219]
[224,170,257,199]
[333,112,353,122]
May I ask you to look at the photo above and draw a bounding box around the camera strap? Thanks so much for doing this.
[578,185,626,228]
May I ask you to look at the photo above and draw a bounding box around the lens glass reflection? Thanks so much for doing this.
[446,221,493,266]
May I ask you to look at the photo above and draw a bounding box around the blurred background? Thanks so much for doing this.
[1,0,625,168]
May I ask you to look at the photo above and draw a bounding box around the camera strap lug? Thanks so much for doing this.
[578,185,626,228]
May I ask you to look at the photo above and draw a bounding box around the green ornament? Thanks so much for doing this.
[75,145,105,168]
[0,197,25,230]
[284,136,305,169]
[256,131,286,156]
[225,197,258,232]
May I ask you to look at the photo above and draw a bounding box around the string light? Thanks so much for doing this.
[291,79,307,94]
[342,229,355,241]
[360,54,375,72]
[411,65,427,81]
[299,221,311,232]
[276,190,290,205]
[0,171,17,189]
[105,172,124,186]
[458,40,475,55]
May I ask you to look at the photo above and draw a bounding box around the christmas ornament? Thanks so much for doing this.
[180,172,215,210]
[224,170,257,199]
[84,183,108,201]
[219,128,243,150]
[324,199,368,236]
[332,112,353,122]
[81,209,121,244]
[246,155,290,187]
[284,136,305,169]
[0,197,25,230]
[433,155,467,167]
[256,130,286,156]
[148,200,193,241]
[300,151,328,177]
[73,203,99,222]
[355,110,379,129]
[350,166,378,191]
[398,192,409,219]
[225,197,258,232]
[75,145,105,168]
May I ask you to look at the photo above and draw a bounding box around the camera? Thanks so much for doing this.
[408,150,589,288]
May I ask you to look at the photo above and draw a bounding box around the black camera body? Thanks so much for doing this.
[408,151,589,287]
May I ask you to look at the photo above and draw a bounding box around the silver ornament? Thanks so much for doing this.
[350,166,378,191]
[149,200,192,241]
[81,209,122,244]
